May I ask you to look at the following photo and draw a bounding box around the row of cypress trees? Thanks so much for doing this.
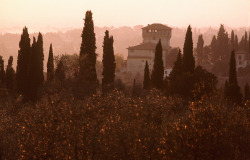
[0,56,15,89]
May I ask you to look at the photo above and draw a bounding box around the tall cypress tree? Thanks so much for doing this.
[244,31,248,51]
[224,50,242,105]
[47,43,54,82]
[28,37,38,101]
[235,35,239,51]
[37,32,44,84]
[216,25,229,61]
[230,30,235,51]
[16,27,31,95]
[79,10,97,95]
[197,34,204,65]
[183,25,195,73]
[151,40,164,89]
[169,50,183,94]
[55,59,65,82]
[143,61,150,90]
[5,56,15,89]
[210,35,217,63]
[0,56,5,88]
[102,30,116,93]
[244,83,249,102]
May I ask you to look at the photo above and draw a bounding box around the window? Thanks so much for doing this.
[239,61,242,65]
[155,30,158,32]
[141,60,144,62]
[165,71,168,74]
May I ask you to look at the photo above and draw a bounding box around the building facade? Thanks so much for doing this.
[127,23,172,81]
[235,50,250,70]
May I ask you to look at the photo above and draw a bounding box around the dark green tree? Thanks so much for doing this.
[197,34,204,65]
[0,56,5,88]
[168,50,183,95]
[244,83,249,102]
[183,25,195,73]
[249,33,250,54]
[36,33,44,84]
[235,35,239,51]
[216,24,229,61]
[47,44,54,82]
[244,31,248,51]
[78,10,98,95]
[16,27,31,95]
[132,79,136,97]
[55,59,65,82]
[151,40,164,89]
[143,61,150,90]
[230,30,235,51]
[102,30,116,93]
[5,56,15,89]
[224,50,242,105]
[210,35,217,63]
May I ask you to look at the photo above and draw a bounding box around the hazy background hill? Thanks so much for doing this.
[0,25,249,69]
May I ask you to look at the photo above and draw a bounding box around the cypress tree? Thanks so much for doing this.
[197,34,204,65]
[36,32,44,84]
[235,35,239,51]
[47,43,54,82]
[224,50,242,105]
[16,27,31,94]
[169,50,183,94]
[230,30,235,51]
[216,25,230,61]
[102,30,116,93]
[0,56,5,88]
[55,60,65,82]
[169,49,182,80]
[28,37,38,101]
[5,56,15,89]
[248,33,250,55]
[79,10,97,95]
[244,31,248,51]
[151,39,164,89]
[183,25,195,73]
[244,83,249,102]
[143,61,150,90]
[210,35,217,63]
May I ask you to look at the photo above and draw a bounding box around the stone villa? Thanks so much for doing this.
[127,23,172,81]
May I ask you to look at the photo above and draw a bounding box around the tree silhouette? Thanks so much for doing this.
[55,59,65,82]
[183,25,195,73]
[151,40,164,89]
[5,56,15,89]
[197,34,204,65]
[0,56,5,88]
[78,10,98,96]
[224,50,242,105]
[16,27,31,96]
[102,30,116,93]
[47,44,54,82]
[143,61,150,90]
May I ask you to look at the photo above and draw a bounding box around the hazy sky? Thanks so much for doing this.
[1,0,250,30]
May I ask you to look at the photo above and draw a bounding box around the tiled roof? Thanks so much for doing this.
[127,43,169,50]
[142,23,172,30]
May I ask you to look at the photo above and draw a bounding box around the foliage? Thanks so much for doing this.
[47,43,54,82]
[165,47,179,68]
[16,27,31,95]
[143,61,150,90]
[102,30,116,93]
[55,59,66,82]
[0,90,249,159]
[151,40,164,89]
[197,34,204,65]
[0,55,5,87]
[183,25,195,73]
[244,83,249,102]
[224,50,242,105]
[79,10,98,95]
[5,56,15,89]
